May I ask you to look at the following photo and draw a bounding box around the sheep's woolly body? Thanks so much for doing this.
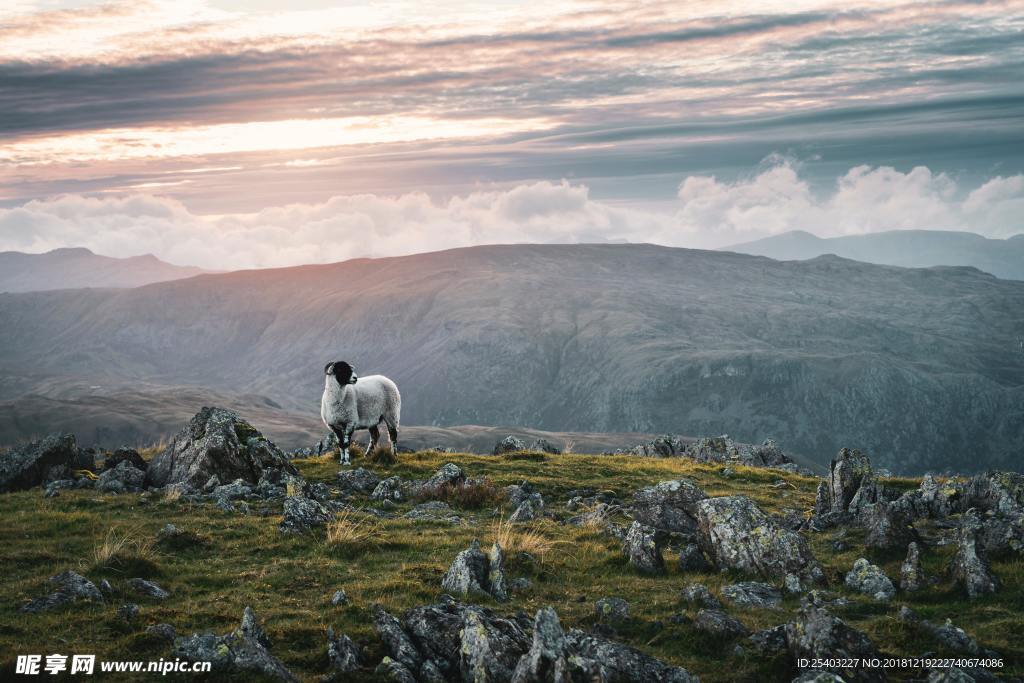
[321,372,401,464]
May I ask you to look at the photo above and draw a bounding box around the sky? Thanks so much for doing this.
[0,0,1022,269]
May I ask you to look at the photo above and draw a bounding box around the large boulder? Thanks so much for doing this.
[0,433,82,492]
[828,448,876,513]
[785,604,886,682]
[175,606,298,682]
[844,559,895,602]
[494,436,526,455]
[147,408,296,490]
[632,479,707,532]
[951,510,1000,598]
[622,521,666,575]
[441,540,508,601]
[697,496,824,584]
[96,460,146,494]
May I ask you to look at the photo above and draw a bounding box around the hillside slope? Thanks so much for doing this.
[0,243,1022,473]
[723,229,1024,280]
[0,247,209,292]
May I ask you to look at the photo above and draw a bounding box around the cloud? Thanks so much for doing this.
[1,164,1021,269]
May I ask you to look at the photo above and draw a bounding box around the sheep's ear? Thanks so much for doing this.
[324,362,335,375]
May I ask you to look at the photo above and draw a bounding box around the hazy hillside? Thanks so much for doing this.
[723,229,1024,280]
[0,243,1021,473]
[0,247,209,292]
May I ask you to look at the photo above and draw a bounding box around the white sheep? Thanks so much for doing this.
[321,361,401,465]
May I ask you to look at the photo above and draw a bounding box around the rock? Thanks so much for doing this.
[844,558,895,601]
[128,577,170,600]
[565,504,613,528]
[622,521,665,574]
[919,474,964,518]
[104,447,147,472]
[595,597,630,622]
[746,625,789,655]
[421,463,465,491]
[678,543,713,572]
[863,499,917,550]
[335,467,381,494]
[784,574,804,594]
[211,478,253,502]
[510,577,532,592]
[44,479,78,497]
[324,627,361,678]
[951,510,1000,598]
[331,589,349,606]
[697,495,824,584]
[20,570,104,613]
[460,606,528,682]
[96,460,147,493]
[528,439,561,455]
[793,672,847,682]
[510,499,539,522]
[371,476,405,502]
[494,436,526,455]
[510,607,573,683]
[721,582,783,609]
[828,448,875,513]
[814,481,831,516]
[118,603,140,621]
[441,540,508,601]
[372,605,423,673]
[175,606,298,682]
[146,407,296,490]
[681,583,722,609]
[693,608,750,638]
[279,494,333,534]
[964,471,1024,516]
[900,542,923,592]
[506,481,544,510]
[976,511,1024,557]
[98,579,113,596]
[632,479,708,532]
[0,433,80,492]
[785,604,885,682]
[562,628,698,682]
[147,623,177,642]
[897,607,993,658]
[405,501,462,523]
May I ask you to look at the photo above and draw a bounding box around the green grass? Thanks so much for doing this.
[0,451,1020,681]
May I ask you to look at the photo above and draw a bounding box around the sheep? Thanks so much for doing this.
[321,361,401,465]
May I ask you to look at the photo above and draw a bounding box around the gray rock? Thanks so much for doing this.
[678,543,713,572]
[632,479,708,532]
[505,481,544,510]
[20,570,104,613]
[441,540,508,601]
[404,501,461,523]
[494,436,526,454]
[324,627,361,679]
[331,589,349,606]
[511,607,573,683]
[528,439,561,455]
[697,495,824,584]
[96,460,147,494]
[844,559,895,601]
[681,583,722,609]
[746,625,788,655]
[118,603,140,621]
[128,577,170,600]
[488,542,508,602]
[0,433,80,492]
[951,510,1000,598]
[335,467,381,494]
[863,499,917,550]
[562,628,698,682]
[279,494,333,533]
[174,606,298,682]
[104,447,147,472]
[371,476,405,502]
[146,407,296,490]
[829,448,875,513]
[814,481,831,516]
[510,499,539,523]
[785,604,884,683]
[622,521,665,574]
[147,623,177,642]
[211,478,253,501]
[98,579,113,596]
[510,577,532,592]
[900,542,923,592]
[372,605,422,672]
[793,672,847,682]
[897,607,993,658]
[693,608,750,638]
[721,581,783,609]
[421,463,465,491]
[595,597,630,622]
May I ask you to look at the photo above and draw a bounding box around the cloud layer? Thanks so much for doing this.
[2,163,1020,269]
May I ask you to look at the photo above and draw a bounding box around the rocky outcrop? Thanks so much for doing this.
[20,570,104,613]
[697,495,823,584]
[721,582,782,609]
[324,627,362,679]
[595,597,630,622]
[335,467,381,494]
[632,479,707,532]
[785,604,885,682]
[0,433,82,492]
[279,494,333,534]
[900,542,923,592]
[622,521,666,574]
[103,447,147,472]
[494,436,526,455]
[147,408,296,490]
[844,559,895,602]
[175,607,298,682]
[693,609,750,638]
[951,510,1000,598]
[441,540,508,601]
[678,543,713,572]
[97,460,146,493]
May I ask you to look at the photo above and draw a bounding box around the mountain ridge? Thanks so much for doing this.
[0,247,210,293]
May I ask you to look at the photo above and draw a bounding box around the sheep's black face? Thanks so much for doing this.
[327,361,358,387]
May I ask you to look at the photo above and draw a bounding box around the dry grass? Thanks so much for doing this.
[89,526,158,572]
[492,516,559,561]
[324,510,381,550]
[366,444,396,466]
[414,477,504,510]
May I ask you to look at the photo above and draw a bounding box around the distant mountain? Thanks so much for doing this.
[0,247,209,292]
[0,243,1021,474]
[723,230,1024,280]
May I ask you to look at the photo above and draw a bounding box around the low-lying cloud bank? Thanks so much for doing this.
[2,162,1021,270]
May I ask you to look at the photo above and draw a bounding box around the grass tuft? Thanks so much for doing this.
[89,526,159,575]
[366,444,396,466]
[492,516,559,561]
[415,477,504,510]
[324,511,381,552]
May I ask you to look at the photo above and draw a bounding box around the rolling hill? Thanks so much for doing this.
[723,229,1024,280]
[0,247,210,293]
[0,243,1021,473]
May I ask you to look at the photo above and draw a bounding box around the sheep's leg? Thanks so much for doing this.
[386,422,399,455]
[328,426,346,460]
[367,425,380,453]
[340,427,355,465]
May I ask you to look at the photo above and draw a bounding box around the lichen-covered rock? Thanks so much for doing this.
[460,606,529,682]
[863,499,917,551]
[918,474,964,518]
[371,476,405,502]
[506,481,544,510]
[697,496,824,584]
[678,543,713,572]
[211,478,253,502]
[404,501,462,523]
[0,433,81,492]
[146,408,296,490]
[681,583,722,609]
[951,510,1000,598]
[528,439,561,455]
[632,479,708,532]
[829,448,875,513]
[562,628,698,682]
[622,521,665,574]
[785,604,885,682]
[20,570,104,613]
[814,481,831,517]
[421,463,465,491]
[510,499,539,523]
[964,471,1024,516]
[146,623,177,642]
[844,558,895,602]
[595,597,630,622]
[174,607,298,682]
[746,625,788,655]
[279,494,333,534]
[96,460,146,493]
[721,582,783,609]
[104,447,147,472]
[324,627,361,679]
[336,467,381,494]
[900,542,923,592]
[441,540,508,601]
[128,577,170,600]
[494,436,526,455]
[897,607,993,659]
[117,603,140,621]
[693,608,750,638]
[510,607,573,683]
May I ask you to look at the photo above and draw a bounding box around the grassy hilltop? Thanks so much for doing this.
[2,449,1021,681]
